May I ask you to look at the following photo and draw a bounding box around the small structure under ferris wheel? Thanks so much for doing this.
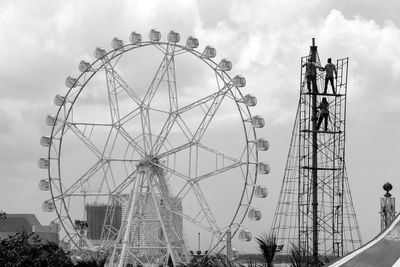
[271,39,362,266]
[38,29,270,267]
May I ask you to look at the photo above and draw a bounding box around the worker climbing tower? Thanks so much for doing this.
[271,39,362,266]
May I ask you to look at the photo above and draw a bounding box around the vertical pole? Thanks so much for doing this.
[198,232,201,251]
[226,229,232,261]
[310,38,319,266]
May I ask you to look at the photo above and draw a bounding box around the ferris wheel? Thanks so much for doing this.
[38,29,270,266]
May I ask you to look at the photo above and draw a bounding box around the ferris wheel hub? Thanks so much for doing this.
[137,156,160,174]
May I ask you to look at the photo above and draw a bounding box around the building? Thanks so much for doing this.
[86,204,122,241]
[0,214,59,244]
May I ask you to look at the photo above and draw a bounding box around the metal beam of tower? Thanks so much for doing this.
[310,38,319,266]
[271,39,362,266]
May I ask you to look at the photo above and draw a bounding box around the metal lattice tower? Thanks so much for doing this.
[271,39,362,266]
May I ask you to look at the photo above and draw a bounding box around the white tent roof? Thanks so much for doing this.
[329,213,400,267]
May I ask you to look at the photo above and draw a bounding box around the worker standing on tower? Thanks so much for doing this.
[302,57,321,93]
[317,97,329,131]
[323,58,337,94]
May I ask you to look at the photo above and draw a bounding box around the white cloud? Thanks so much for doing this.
[315,10,400,119]
[0,0,399,255]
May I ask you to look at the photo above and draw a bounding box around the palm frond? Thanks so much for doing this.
[255,233,277,266]
[288,243,312,267]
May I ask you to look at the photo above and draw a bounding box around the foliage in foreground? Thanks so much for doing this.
[183,254,238,267]
[288,243,312,267]
[255,233,277,267]
[0,231,106,267]
[0,231,71,266]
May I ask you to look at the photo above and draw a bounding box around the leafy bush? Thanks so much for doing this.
[288,243,312,267]
[0,231,106,266]
[0,231,72,266]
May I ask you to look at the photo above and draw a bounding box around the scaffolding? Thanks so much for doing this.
[271,39,362,266]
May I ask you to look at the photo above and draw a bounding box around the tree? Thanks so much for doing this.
[0,231,106,266]
[0,231,72,266]
[185,254,236,267]
[255,233,277,267]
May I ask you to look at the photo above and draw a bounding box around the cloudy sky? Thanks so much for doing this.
[0,0,399,253]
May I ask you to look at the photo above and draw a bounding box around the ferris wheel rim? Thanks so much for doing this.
[45,37,260,253]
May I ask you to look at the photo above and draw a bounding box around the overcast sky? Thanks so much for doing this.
[0,0,399,253]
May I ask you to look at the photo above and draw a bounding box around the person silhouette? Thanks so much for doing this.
[323,58,337,94]
[317,97,329,131]
[302,57,321,93]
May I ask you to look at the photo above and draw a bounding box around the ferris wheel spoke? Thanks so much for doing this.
[197,143,243,164]
[95,165,115,199]
[139,52,178,151]
[193,161,245,183]
[149,91,228,155]
[171,207,219,235]
[103,65,142,106]
[54,193,111,198]
[66,122,114,127]
[115,106,141,126]
[191,84,232,143]
[99,160,141,196]
[151,113,178,155]
[142,46,177,107]
[104,68,122,124]
[65,122,104,159]
[99,127,143,166]
[99,126,120,162]
[149,173,220,235]
[151,162,190,182]
[151,54,180,153]
[176,91,221,114]
[108,169,138,196]
[174,115,194,141]
[105,159,141,163]
[114,125,146,157]
[166,51,178,111]
[150,162,223,234]
[161,142,245,184]
[190,183,221,233]
[140,108,154,152]
[62,160,108,196]
[150,112,195,154]
[156,142,194,160]
[154,152,226,234]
